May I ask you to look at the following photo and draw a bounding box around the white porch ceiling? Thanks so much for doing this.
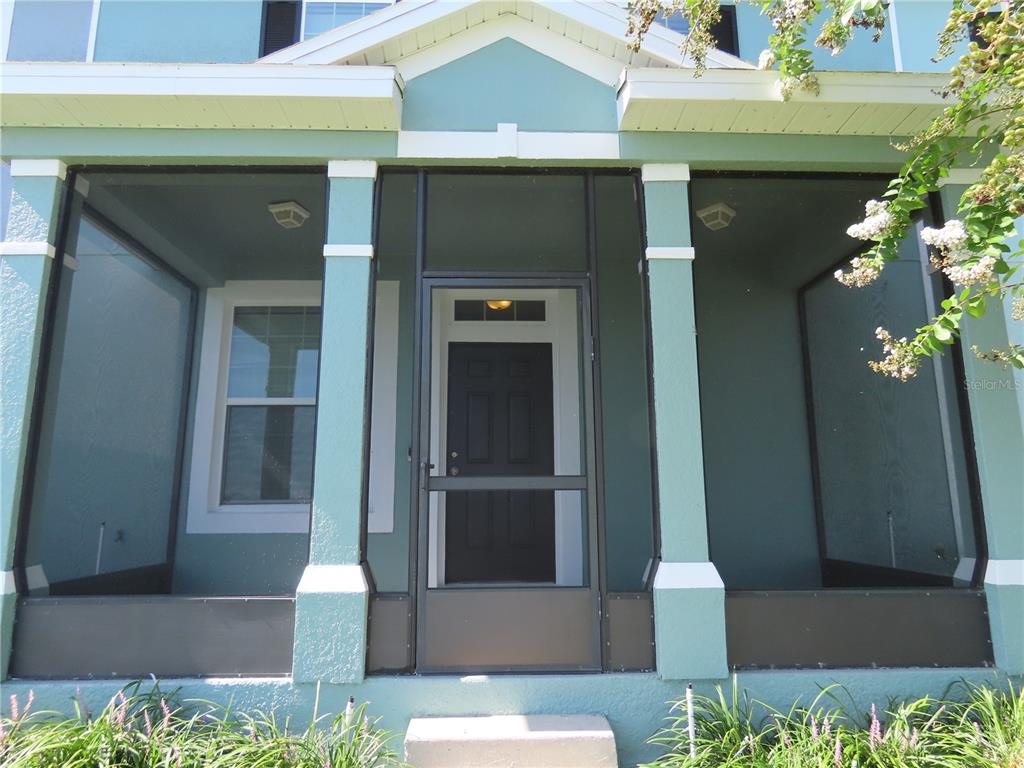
[0,63,403,130]
[618,69,951,136]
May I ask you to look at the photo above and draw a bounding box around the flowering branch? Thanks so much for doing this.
[628,0,1023,380]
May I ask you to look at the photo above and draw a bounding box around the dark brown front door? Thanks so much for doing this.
[444,342,555,583]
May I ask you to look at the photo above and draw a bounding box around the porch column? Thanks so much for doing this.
[0,159,66,679]
[641,164,728,680]
[292,160,377,684]
[941,184,1024,675]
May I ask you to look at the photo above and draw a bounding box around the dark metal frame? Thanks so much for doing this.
[796,211,988,590]
[13,165,327,598]
[13,179,199,594]
[382,167,652,673]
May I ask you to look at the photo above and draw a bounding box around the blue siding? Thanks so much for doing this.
[93,0,263,64]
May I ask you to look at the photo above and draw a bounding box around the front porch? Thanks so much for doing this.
[1,160,1015,688]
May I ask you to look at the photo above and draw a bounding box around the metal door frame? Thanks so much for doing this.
[412,275,602,672]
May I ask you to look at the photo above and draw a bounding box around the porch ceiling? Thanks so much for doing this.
[0,63,403,130]
[618,69,951,135]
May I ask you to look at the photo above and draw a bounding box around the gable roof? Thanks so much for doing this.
[260,0,752,86]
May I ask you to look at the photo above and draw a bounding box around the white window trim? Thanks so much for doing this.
[1,0,100,62]
[86,0,101,62]
[186,280,322,535]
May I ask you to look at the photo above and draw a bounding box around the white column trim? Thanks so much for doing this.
[9,159,67,180]
[985,559,1024,586]
[646,246,695,260]
[25,564,48,592]
[641,164,691,183]
[887,2,904,73]
[297,564,368,594]
[0,241,56,257]
[938,168,984,187]
[327,160,378,179]
[74,174,91,198]
[653,561,724,590]
[323,244,374,259]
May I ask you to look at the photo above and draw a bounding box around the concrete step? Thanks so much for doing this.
[404,714,618,768]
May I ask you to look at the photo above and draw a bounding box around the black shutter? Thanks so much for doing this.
[261,0,301,56]
[709,6,739,57]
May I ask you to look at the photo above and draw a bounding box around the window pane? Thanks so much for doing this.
[26,212,193,588]
[8,0,93,61]
[302,2,335,38]
[228,306,321,399]
[222,405,315,503]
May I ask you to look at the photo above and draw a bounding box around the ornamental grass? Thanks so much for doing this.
[0,683,402,768]
[645,680,1024,768]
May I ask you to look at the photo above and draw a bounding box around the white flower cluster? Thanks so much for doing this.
[758,49,776,70]
[920,218,996,287]
[777,0,815,23]
[846,200,893,241]
[869,327,919,381]
[1013,296,1024,322]
[920,219,967,250]
[835,255,883,287]
[945,255,997,287]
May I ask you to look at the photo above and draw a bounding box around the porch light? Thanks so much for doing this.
[696,202,736,231]
[486,300,513,311]
[267,200,311,229]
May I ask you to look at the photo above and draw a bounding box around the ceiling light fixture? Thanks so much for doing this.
[267,201,311,229]
[696,202,737,231]
[486,300,513,311]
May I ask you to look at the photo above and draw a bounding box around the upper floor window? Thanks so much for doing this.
[4,0,99,61]
[302,1,389,39]
[260,0,391,55]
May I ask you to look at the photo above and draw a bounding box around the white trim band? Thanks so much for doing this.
[323,244,374,259]
[1,570,15,596]
[396,130,620,161]
[10,159,67,180]
[641,164,691,183]
[985,559,1024,586]
[0,241,56,258]
[646,246,695,261]
[938,168,984,188]
[653,561,725,590]
[327,160,379,179]
[297,564,368,594]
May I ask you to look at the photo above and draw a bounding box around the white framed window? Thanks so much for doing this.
[300,0,391,41]
[187,281,322,534]
[3,0,101,62]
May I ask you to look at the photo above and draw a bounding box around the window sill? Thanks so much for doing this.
[186,506,310,535]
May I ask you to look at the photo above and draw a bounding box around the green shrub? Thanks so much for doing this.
[0,683,403,768]
[645,680,1024,768]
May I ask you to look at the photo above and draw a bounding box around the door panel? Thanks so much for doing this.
[445,342,555,583]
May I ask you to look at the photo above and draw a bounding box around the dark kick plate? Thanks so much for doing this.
[726,589,993,669]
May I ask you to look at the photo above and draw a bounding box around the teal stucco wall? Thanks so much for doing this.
[93,0,263,64]
[401,38,618,132]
